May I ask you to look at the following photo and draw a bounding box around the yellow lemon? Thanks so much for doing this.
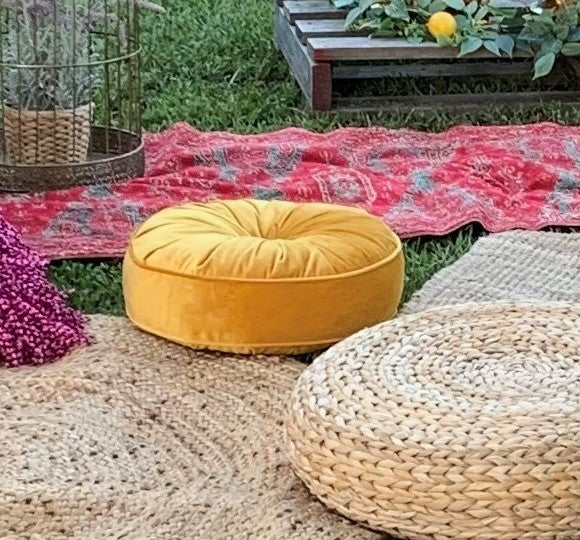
[427,12,457,38]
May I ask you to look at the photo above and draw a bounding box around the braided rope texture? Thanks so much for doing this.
[286,303,580,539]
[4,105,91,166]
[0,316,377,539]
[401,231,580,315]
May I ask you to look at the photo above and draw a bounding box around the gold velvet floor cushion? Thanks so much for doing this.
[123,199,404,354]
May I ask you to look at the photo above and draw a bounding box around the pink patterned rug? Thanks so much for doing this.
[0,122,578,260]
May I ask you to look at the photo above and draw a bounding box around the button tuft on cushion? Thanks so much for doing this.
[123,199,404,354]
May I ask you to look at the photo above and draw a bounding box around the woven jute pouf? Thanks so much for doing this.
[286,303,580,540]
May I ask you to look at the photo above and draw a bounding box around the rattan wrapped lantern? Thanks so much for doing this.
[0,0,163,192]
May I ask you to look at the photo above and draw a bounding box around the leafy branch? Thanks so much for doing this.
[333,0,580,79]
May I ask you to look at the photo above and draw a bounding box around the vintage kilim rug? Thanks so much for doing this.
[0,122,578,259]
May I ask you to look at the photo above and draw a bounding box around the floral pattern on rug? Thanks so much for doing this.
[0,122,578,259]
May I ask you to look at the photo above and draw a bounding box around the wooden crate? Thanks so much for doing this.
[274,0,580,111]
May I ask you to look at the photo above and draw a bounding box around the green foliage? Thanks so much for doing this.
[0,0,163,111]
[137,0,579,133]
[0,1,95,110]
[50,260,124,315]
[336,0,580,78]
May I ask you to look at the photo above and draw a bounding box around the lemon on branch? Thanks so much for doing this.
[427,12,457,38]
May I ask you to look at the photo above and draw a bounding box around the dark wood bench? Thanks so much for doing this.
[274,0,580,111]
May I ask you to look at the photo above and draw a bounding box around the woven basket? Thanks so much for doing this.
[3,104,91,165]
[286,303,580,540]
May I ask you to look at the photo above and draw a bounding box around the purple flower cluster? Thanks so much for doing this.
[0,216,89,367]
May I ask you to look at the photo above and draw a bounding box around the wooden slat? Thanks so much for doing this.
[334,91,580,112]
[308,37,531,61]
[295,19,370,44]
[333,60,534,79]
[490,0,535,6]
[566,57,580,79]
[276,0,310,6]
[275,7,313,100]
[274,7,332,109]
[283,1,345,23]
[277,0,528,11]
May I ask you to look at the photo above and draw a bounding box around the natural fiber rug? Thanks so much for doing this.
[401,230,580,315]
[1,122,579,259]
[1,231,578,539]
[1,317,374,539]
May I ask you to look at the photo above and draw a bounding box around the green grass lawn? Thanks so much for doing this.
[49,0,579,314]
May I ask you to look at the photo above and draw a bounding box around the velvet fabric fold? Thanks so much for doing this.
[123,200,405,354]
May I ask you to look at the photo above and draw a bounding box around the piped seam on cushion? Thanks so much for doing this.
[126,235,403,284]
[125,306,399,350]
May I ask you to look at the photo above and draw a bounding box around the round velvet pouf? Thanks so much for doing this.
[286,303,580,540]
[123,199,404,354]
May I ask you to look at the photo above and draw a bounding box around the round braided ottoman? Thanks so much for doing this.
[285,303,580,540]
[123,199,404,354]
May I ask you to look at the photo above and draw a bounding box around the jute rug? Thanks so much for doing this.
[1,231,578,539]
[401,230,579,314]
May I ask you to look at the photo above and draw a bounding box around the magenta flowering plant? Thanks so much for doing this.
[0,216,89,367]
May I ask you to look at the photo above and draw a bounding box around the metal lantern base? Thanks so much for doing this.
[0,126,145,192]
